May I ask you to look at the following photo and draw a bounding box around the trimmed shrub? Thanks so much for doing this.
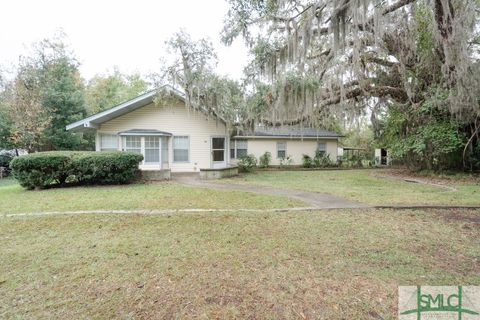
[259,151,272,168]
[11,152,73,189]
[11,151,143,189]
[238,154,257,172]
[70,152,143,185]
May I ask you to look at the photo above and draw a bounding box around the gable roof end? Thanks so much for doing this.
[66,85,185,132]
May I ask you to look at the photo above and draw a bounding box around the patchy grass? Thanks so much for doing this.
[0,177,16,187]
[0,180,304,215]
[223,169,480,205]
[0,209,478,319]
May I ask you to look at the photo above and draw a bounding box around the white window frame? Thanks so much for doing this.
[230,139,248,159]
[123,136,142,154]
[144,136,161,164]
[121,135,164,167]
[276,141,287,159]
[100,133,118,151]
[317,142,327,156]
[211,136,226,163]
[173,135,190,163]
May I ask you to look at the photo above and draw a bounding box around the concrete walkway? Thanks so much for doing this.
[173,174,370,209]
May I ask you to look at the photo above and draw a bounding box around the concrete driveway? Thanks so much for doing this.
[172,174,370,209]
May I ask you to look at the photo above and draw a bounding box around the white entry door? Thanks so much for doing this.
[211,137,226,168]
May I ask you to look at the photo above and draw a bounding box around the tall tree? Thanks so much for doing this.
[154,31,245,125]
[1,64,51,152]
[85,68,148,114]
[223,0,480,170]
[2,35,88,152]
[0,83,15,150]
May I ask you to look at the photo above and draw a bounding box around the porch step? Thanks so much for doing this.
[170,172,200,179]
[141,169,171,181]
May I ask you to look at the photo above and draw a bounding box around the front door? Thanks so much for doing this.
[211,137,226,168]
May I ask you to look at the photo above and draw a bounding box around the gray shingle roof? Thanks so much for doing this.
[235,127,342,138]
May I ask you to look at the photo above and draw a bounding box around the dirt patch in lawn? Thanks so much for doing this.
[433,208,480,225]
[374,168,480,187]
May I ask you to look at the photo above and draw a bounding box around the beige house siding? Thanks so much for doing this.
[235,138,338,166]
[97,101,230,172]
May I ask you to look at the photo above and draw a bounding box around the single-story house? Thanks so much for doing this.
[232,127,341,166]
[67,86,341,177]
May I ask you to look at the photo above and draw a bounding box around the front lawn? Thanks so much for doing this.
[1,208,478,318]
[0,179,304,215]
[223,169,480,205]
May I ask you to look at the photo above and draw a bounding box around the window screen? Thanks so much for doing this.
[100,134,118,151]
[212,138,225,162]
[236,140,248,158]
[144,136,160,163]
[161,137,169,168]
[277,142,286,159]
[317,143,326,156]
[125,136,141,154]
[173,136,189,162]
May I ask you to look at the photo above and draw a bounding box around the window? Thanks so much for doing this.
[236,140,248,158]
[144,136,160,163]
[173,136,189,162]
[230,140,248,159]
[317,143,326,156]
[100,134,118,151]
[161,137,169,168]
[212,137,225,162]
[277,142,286,159]
[124,136,141,154]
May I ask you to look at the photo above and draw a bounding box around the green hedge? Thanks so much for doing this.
[10,151,143,189]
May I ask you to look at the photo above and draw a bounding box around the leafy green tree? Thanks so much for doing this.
[0,104,14,150]
[380,101,465,171]
[85,68,148,114]
[0,77,14,150]
[3,35,88,151]
[223,0,480,170]
[1,65,51,152]
[39,43,87,150]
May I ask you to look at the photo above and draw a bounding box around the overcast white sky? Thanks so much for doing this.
[0,0,249,81]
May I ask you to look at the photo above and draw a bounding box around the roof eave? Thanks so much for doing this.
[233,135,341,139]
[66,85,185,132]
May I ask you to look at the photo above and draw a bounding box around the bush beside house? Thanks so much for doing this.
[11,151,143,189]
[259,152,272,168]
[302,151,336,168]
[237,154,258,172]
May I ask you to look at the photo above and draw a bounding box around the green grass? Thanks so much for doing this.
[223,169,480,205]
[1,209,478,319]
[0,179,304,215]
[0,177,17,187]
